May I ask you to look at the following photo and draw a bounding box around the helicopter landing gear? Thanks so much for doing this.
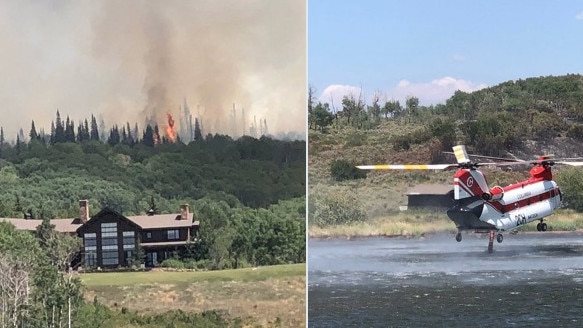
[488,230,495,253]
[455,232,462,242]
[536,221,548,232]
[496,233,503,243]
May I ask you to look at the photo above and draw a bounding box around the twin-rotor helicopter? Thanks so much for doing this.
[357,145,583,253]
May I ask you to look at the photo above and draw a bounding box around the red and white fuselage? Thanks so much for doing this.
[449,162,562,232]
[478,179,561,231]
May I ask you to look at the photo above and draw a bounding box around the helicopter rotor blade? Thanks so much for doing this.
[443,151,523,162]
[556,161,583,166]
[356,164,457,170]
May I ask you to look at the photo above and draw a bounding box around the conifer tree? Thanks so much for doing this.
[30,120,39,141]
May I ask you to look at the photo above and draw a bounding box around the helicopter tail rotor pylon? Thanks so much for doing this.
[452,145,471,164]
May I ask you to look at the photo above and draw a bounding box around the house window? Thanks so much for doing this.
[84,233,97,249]
[101,222,117,233]
[102,250,119,265]
[146,252,158,266]
[84,233,97,268]
[101,223,118,265]
[167,229,179,240]
[146,232,152,239]
[85,251,97,268]
[123,231,135,250]
[101,222,117,245]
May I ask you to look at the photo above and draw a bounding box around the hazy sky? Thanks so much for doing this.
[309,0,583,107]
[0,0,306,140]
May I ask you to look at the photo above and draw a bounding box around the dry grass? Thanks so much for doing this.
[81,264,306,328]
[309,211,456,238]
[309,209,583,238]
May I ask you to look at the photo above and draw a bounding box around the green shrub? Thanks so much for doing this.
[184,260,198,269]
[312,187,367,227]
[330,159,367,181]
[160,258,185,269]
[392,135,411,151]
[567,124,583,140]
[344,132,367,148]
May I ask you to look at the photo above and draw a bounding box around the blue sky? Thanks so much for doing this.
[309,0,583,107]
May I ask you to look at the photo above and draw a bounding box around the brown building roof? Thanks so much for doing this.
[126,214,200,230]
[1,212,199,233]
[406,184,453,196]
[0,218,82,233]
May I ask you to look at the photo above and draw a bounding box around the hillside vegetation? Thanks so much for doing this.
[308,74,583,232]
[0,132,304,218]
[0,121,306,268]
[0,116,306,326]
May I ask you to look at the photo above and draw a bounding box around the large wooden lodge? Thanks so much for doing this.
[1,200,200,269]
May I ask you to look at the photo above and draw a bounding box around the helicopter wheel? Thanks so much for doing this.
[536,223,542,232]
[541,223,547,232]
[496,233,503,243]
[455,232,462,242]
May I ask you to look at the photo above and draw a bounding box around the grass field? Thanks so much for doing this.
[80,263,306,328]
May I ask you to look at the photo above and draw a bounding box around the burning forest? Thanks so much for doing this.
[5,105,278,149]
[1,1,306,142]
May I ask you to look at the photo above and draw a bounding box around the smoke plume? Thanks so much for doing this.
[0,0,306,140]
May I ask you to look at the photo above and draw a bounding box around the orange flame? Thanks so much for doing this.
[166,112,176,143]
[153,130,161,145]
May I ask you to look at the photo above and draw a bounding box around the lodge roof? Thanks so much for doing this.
[0,218,81,233]
[126,214,200,229]
[406,184,453,196]
[1,212,199,233]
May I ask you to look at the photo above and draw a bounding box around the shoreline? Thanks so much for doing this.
[308,229,583,240]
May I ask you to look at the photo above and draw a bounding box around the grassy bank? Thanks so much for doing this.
[308,210,583,238]
[80,263,306,328]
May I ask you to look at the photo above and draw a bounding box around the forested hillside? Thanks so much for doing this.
[310,74,583,161]
[0,112,305,219]
[309,74,583,225]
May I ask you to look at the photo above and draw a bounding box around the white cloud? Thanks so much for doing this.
[388,76,487,105]
[318,77,487,109]
[576,11,583,20]
[318,84,363,110]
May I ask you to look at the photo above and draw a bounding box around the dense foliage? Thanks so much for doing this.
[310,187,367,227]
[1,112,306,267]
[0,220,83,327]
[309,75,583,156]
[0,128,304,218]
[187,196,306,269]
[556,167,583,212]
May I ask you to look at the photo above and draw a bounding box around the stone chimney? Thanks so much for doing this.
[79,200,89,223]
[179,204,190,220]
